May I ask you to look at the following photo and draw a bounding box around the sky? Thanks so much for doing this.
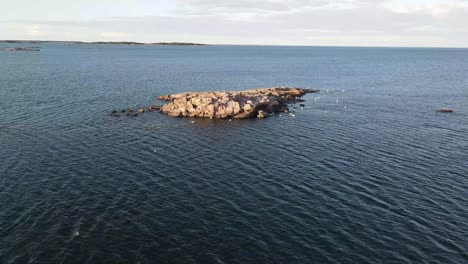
[1,0,467,47]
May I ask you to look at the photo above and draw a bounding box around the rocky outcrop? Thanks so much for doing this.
[157,87,318,119]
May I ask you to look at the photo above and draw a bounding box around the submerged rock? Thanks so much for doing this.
[111,110,121,117]
[157,87,318,119]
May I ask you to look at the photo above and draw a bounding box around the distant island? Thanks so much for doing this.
[67,41,207,46]
[1,47,40,51]
[0,40,207,46]
[0,40,48,44]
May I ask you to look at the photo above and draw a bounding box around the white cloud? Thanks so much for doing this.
[407,25,436,32]
[175,0,384,17]
[100,31,130,38]
[1,0,468,47]
[387,1,468,18]
[24,25,43,36]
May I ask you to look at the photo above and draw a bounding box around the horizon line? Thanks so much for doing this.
[1,39,468,49]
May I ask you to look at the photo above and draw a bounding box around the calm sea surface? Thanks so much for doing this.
[0,44,467,263]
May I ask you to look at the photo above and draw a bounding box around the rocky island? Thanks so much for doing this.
[157,87,318,119]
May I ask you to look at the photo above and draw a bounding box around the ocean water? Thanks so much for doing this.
[0,43,467,263]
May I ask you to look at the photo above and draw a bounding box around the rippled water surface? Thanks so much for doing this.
[1,44,467,263]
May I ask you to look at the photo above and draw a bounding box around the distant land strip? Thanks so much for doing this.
[0,40,207,46]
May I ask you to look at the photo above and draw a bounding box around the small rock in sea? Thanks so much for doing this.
[138,108,145,113]
[121,109,126,113]
[127,113,138,117]
[128,108,134,113]
[299,104,305,107]
[436,109,454,113]
[111,110,121,117]
[148,106,155,112]
[257,110,265,118]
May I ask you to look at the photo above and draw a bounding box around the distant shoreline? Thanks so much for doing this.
[2,40,468,49]
[0,40,207,46]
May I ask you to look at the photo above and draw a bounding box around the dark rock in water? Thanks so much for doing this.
[111,110,121,117]
[437,109,454,113]
[127,113,138,117]
[128,108,134,113]
[299,104,305,107]
[156,87,318,119]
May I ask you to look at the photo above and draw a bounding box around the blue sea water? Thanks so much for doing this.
[0,43,467,263]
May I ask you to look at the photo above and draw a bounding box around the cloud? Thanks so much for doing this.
[387,0,468,18]
[177,0,382,12]
[100,31,130,38]
[24,25,43,36]
[2,0,468,47]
